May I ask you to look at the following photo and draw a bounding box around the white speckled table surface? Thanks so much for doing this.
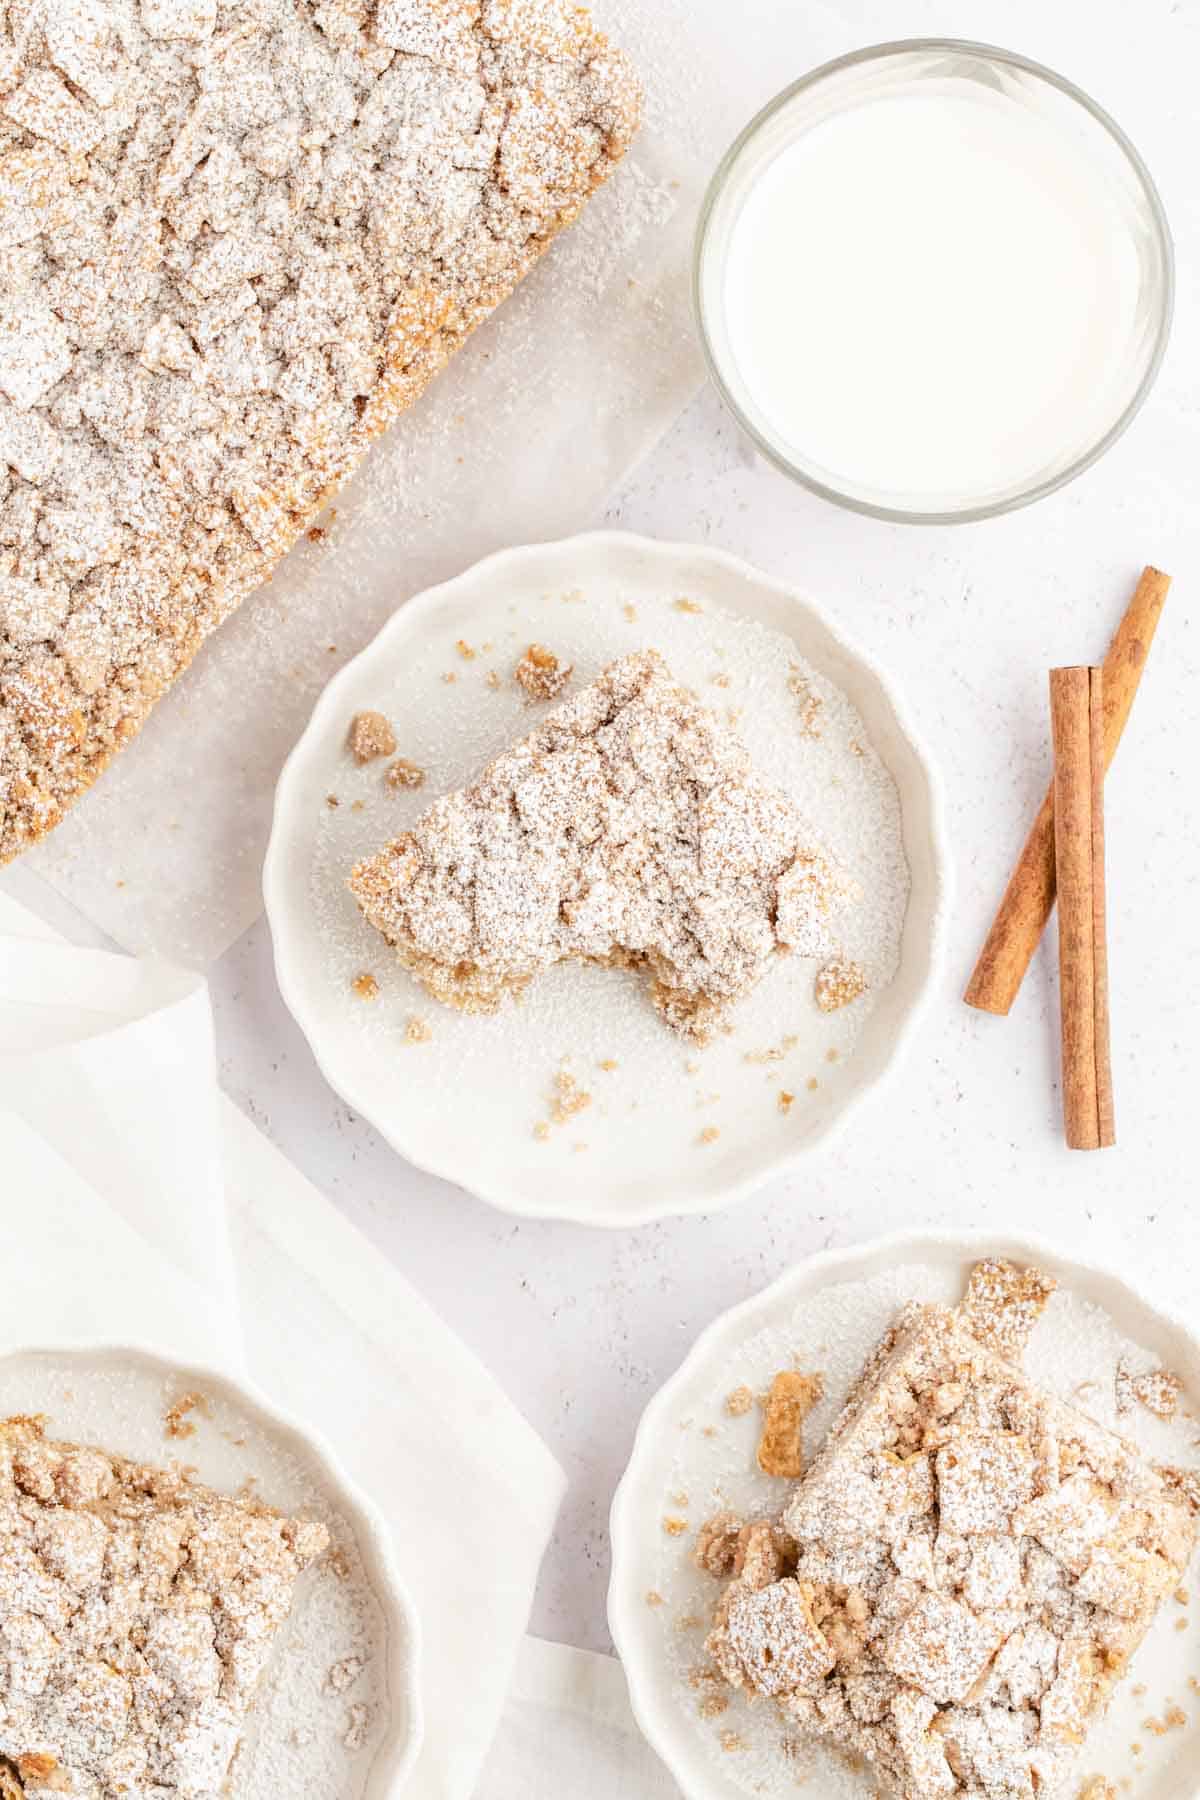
[14,0,1200,1672]
[213,348,1200,1650]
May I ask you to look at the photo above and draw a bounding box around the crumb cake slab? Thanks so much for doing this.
[608,1232,1200,1800]
[0,0,639,863]
[265,533,943,1223]
[0,1346,421,1800]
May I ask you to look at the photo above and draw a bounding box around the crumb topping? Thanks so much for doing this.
[0,0,639,863]
[386,757,426,791]
[814,955,868,1014]
[694,1263,1197,1800]
[0,1416,327,1797]
[514,642,572,701]
[349,651,853,1042]
[347,711,395,765]
[757,1371,824,1479]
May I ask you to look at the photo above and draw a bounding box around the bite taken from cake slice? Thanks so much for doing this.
[696,1261,1197,1799]
[348,651,854,1042]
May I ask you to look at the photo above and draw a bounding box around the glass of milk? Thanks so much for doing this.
[695,41,1173,523]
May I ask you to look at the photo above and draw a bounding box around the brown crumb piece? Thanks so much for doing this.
[352,972,380,1002]
[725,1386,754,1418]
[598,1058,620,1072]
[326,794,340,809]
[1078,1781,1117,1800]
[1142,1704,1186,1735]
[757,1370,824,1478]
[348,710,396,765]
[849,738,866,758]
[163,1392,208,1441]
[307,526,327,545]
[663,1516,688,1537]
[711,672,731,689]
[674,597,703,615]
[960,1256,1058,1360]
[698,1688,729,1718]
[806,1076,819,1092]
[456,639,477,660]
[342,1703,370,1752]
[1131,1366,1184,1419]
[778,1090,795,1114]
[645,1590,665,1608]
[550,1069,591,1124]
[694,1511,744,1577]
[815,956,868,1013]
[387,758,426,791]
[351,799,365,813]
[485,670,502,691]
[623,603,637,622]
[404,1016,431,1045]
[515,643,573,701]
[698,1126,721,1146]
[325,1655,365,1696]
[718,1729,744,1752]
[788,665,825,738]
[745,1035,798,1065]
[328,1548,352,1581]
[533,1121,551,1142]
[1176,1586,1190,1604]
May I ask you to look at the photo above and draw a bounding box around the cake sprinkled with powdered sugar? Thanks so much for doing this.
[348,650,855,1041]
[696,1262,1198,1799]
[0,0,640,863]
[0,1415,329,1798]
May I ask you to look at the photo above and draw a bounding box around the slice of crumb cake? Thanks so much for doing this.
[0,1416,328,1797]
[695,1262,1197,1799]
[349,650,852,1042]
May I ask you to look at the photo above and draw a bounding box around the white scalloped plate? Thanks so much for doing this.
[0,1344,423,1800]
[264,533,949,1226]
[609,1230,1200,1800]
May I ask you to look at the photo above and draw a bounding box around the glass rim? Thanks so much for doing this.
[693,38,1176,527]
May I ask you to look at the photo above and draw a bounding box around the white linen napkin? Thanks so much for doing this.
[477,1639,683,1799]
[0,891,566,1800]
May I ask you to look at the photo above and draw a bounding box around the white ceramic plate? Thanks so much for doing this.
[264,532,949,1226]
[609,1230,1200,1800]
[0,1345,423,1800]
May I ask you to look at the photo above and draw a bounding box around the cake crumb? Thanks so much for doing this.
[325,1656,365,1696]
[718,1730,745,1753]
[348,711,396,765]
[307,527,326,545]
[806,1077,819,1092]
[456,639,477,660]
[757,1369,824,1477]
[1078,1782,1117,1800]
[961,1256,1058,1359]
[788,665,825,738]
[598,1058,620,1072]
[486,669,502,690]
[726,1386,754,1418]
[663,1516,688,1537]
[342,1704,370,1752]
[815,956,869,1013]
[698,1126,721,1146]
[404,1016,431,1045]
[674,597,703,615]
[712,672,731,688]
[645,1590,665,1608]
[623,604,638,622]
[849,738,866,757]
[745,1035,799,1065]
[351,799,365,813]
[163,1393,208,1441]
[778,1090,795,1114]
[533,1122,551,1142]
[550,1069,592,1125]
[352,973,380,1002]
[326,794,340,809]
[515,643,573,701]
[387,758,427,791]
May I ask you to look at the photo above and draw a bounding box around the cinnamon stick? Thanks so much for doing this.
[964,566,1169,1015]
[1050,667,1115,1150]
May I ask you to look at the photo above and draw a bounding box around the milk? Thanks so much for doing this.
[718,89,1148,510]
